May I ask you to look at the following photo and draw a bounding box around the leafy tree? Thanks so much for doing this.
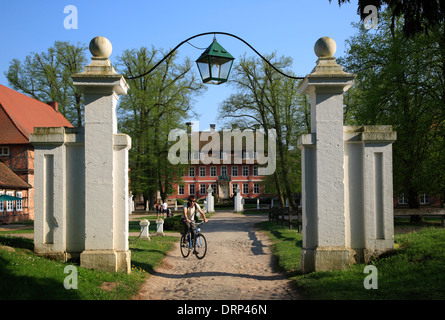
[5,41,87,126]
[117,46,205,208]
[339,10,445,210]
[218,53,310,208]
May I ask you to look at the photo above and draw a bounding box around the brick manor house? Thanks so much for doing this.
[166,124,271,203]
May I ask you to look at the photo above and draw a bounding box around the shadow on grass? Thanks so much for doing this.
[0,235,33,251]
[0,237,81,300]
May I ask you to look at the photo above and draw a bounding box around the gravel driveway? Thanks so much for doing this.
[132,211,300,300]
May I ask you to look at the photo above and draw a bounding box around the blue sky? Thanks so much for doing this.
[0,0,361,130]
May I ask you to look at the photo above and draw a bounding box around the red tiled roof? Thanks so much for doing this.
[0,84,73,144]
[0,161,31,189]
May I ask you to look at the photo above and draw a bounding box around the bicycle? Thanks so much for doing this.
[180,221,207,259]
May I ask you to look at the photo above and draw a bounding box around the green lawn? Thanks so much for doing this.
[2,217,445,299]
[0,235,176,300]
[257,220,445,299]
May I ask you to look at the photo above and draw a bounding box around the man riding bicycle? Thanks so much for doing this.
[181,195,208,244]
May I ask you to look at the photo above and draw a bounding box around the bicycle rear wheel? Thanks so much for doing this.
[180,234,191,258]
[193,234,207,259]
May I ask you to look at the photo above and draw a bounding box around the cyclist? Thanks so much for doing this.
[181,195,208,245]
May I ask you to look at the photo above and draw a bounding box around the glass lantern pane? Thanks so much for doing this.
[219,60,233,79]
[197,61,210,80]
[211,63,222,79]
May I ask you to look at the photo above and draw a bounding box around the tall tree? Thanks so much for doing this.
[117,46,206,208]
[5,41,87,126]
[218,53,309,208]
[339,10,445,210]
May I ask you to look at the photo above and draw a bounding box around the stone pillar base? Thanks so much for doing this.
[301,247,353,273]
[35,250,68,262]
[300,249,315,274]
[80,250,131,273]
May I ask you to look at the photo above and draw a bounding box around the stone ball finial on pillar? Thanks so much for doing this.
[89,36,112,58]
[314,37,337,58]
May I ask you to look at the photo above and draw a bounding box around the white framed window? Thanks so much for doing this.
[189,167,195,177]
[200,184,206,195]
[0,191,4,212]
[398,193,408,205]
[420,194,430,205]
[15,192,22,211]
[232,183,239,194]
[178,185,184,195]
[231,166,238,177]
[210,183,217,194]
[221,166,227,176]
[243,183,249,194]
[188,151,204,161]
[199,167,206,177]
[253,166,258,176]
[253,184,260,194]
[6,191,14,212]
[242,166,249,176]
[189,184,195,195]
[0,146,10,156]
[210,166,217,177]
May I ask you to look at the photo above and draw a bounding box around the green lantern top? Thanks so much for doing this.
[196,39,235,85]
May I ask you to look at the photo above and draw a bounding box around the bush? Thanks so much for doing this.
[163,215,182,232]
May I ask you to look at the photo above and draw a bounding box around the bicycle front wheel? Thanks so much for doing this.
[180,234,191,258]
[193,234,207,259]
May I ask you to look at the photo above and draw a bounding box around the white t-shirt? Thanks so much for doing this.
[182,202,201,220]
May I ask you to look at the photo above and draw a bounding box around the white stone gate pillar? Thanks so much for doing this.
[72,37,131,273]
[298,37,355,273]
[298,37,396,273]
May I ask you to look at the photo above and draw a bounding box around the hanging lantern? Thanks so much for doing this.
[196,38,235,85]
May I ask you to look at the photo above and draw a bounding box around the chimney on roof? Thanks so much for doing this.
[210,124,216,131]
[47,102,59,112]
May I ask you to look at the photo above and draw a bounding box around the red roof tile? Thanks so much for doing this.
[0,161,31,189]
[0,84,73,143]
[0,104,28,144]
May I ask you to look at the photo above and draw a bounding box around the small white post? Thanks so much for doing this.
[139,219,150,240]
[206,187,215,213]
[234,188,243,212]
[156,219,164,236]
